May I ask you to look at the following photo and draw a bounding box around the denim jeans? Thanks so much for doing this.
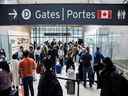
[22,76,34,96]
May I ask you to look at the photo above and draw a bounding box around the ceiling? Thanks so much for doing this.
[17,0,124,4]
[0,0,125,4]
[100,0,124,3]
[18,0,93,4]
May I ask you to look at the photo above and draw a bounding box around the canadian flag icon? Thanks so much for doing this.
[97,10,112,19]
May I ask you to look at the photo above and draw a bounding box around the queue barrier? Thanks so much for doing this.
[57,76,97,96]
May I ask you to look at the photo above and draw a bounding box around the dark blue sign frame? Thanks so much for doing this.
[0,4,128,25]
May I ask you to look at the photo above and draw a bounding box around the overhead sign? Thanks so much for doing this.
[0,4,128,25]
[44,33,70,36]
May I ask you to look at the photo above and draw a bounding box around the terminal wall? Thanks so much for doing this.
[82,26,128,61]
[109,26,128,60]
[0,26,31,60]
[97,26,128,60]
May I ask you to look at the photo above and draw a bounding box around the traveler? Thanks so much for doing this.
[65,49,75,73]
[19,50,36,96]
[78,45,85,81]
[29,46,34,59]
[94,47,104,88]
[80,47,94,88]
[58,46,64,67]
[0,61,12,96]
[17,46,24,60]
[10,54,19,95]
[99,57,128,96]
[34,46,41,64]
[48,45,57,72]
[72,44,78,62]
[37,57,63,96]
[66,64,75,95]
[63,43,68,57]
[0,48,6,61]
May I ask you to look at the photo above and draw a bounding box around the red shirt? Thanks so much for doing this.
[19,57,36,78]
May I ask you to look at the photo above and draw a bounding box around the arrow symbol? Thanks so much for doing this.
[8,9,17,19]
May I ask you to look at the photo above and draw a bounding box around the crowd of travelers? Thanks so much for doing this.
[0,39,128,96]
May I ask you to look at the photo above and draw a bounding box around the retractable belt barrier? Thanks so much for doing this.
[57,76,97,96]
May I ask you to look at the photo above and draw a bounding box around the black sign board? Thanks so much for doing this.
[44,33,70,36]
[0,4,128,25]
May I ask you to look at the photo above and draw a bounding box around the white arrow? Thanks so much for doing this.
[8,9,17,19]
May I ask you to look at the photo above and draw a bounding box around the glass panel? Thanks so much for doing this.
[31,25,82,43]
